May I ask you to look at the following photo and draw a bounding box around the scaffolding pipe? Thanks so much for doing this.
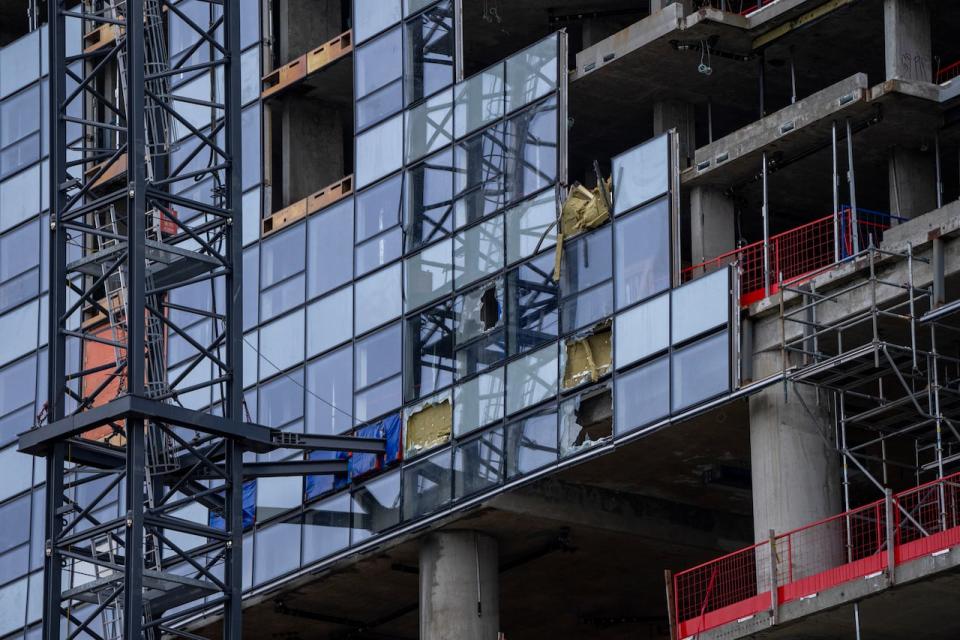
[763,151,770,296]
[832,121,840,261]
[845,118,859,254]
[935,133,943,209]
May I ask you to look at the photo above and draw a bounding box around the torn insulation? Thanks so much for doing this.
[553,178,612,281]
[561,321,612,390]
[404,395,453,457]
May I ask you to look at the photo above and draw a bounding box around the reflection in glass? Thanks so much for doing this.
[454,216,503,287]
[455,279,506,377]
[403,447,452,520]
[404,149,454,251]
[672,268,728,344]
[612,133,669,215]
[258,369,304,428]
[351,470,401,543]
[614,293,669,368]
[356,114,403,188]
[354,0,402,43]
[403,0,454,106]
[357,80,403,131]
[454,123,506,227]
[354,375,402,422]
[505,188,557,264]
[254,516,301,583]
[559,225,611,298]
[454,429,504,498]
[405,239,453,311]
[405,88,453,164]
[505,35,558,113]
[302,492,351,563]
[615,198,670,309]
[454,63,504,138]
[505,96,557,202]
[306,346,352,435]
[507,251,558,355]
[561,282,613,335]
[405,300,455,401]
[355,27,402,98]
[453,368,504,436]
[258,309,304,378]
[356,173,402,242]
[307,199,353,299]
[307,287,353,357]
[355,322,402,389]
[505,408,558,478]
[355,227,402,276]
[261,223,304,289]
[672,331,729,411]
[615,356,669,433]
[506,343,558,415]
[355,263,402,334]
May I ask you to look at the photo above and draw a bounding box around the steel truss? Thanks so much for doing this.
[780,245,960,509]
[24,1,382,639]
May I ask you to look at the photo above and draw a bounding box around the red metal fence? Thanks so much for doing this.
[937,60,960,84]
[682,208,899,307]
[673,472,960,638]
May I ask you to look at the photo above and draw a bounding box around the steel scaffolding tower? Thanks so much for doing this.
[20,1,382,639]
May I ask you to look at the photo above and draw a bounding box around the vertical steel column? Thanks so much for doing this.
[127,0,147,397]
[41,443,65,640]
[762,151,771,296]
[223,441,244,639]
[831,121,840,261]
[845,118,859,255]
[124,419,146,638]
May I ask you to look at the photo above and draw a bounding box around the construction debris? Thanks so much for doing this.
[404,395,453,456]
[561,320,612,390]
[553,177,612,281]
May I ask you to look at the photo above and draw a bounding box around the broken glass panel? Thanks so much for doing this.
[455,278,506,377]
[454,63,505,138]
[506,343,558,415]
[505,407,558,478]
[615,356,669,434]
[454,216,503,288]
[405,300,456,401]
[507,251,558,355]
[559,385,612,458]
[454,429,505,499]
[672,331,729,412]
[404,148,454,251]
[402,446,452,520]
[453,367,504,437]
[405,238,454,311]
[615,197,670,309]
[403,0,454,106]
[505,95,558,202]
[505,188,557,264]
[504,34,558,114]
[612,133,669,215]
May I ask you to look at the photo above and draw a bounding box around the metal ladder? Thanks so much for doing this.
[94,205,128,393]
[89,532,124,640]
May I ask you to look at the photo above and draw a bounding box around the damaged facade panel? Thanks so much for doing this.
[561,320,612,390]
[404,394,453,457]
[553,178,612,280]
[559,383,612,457]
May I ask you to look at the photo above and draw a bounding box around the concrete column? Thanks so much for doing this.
[281,98,343,205]
[889,145,937,219]
[650,0,693,13]
[420,531,499,640]
[690,185,735,269]
[278,0,341,61]
[654,100,696,169]
[749,351,841,542]
[884,0,931,83]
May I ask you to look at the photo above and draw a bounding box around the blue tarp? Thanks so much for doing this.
[208,479,257,530]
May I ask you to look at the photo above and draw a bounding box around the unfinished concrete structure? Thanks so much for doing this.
[3,0,960,638]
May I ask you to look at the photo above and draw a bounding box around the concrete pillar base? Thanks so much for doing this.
[420,531,499,640]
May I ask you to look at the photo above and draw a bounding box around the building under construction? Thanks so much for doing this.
[1,0,960,638]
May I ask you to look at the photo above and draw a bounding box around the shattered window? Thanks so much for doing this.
[505,408,558,478]
[614,293,669,368]
[615,356,669,434]
[402,446,452,520]
[454,429,505,499]
[351,469,402,543]
[507,251,558,355]
[454,216,503,288]
[453,123,506,227]
[403,0,454,106]
[455,278,506,378]
[672,331,729,412]
[612,132,669,215]
[506,343,558,415]
[405,238,454,311]
[505,95,558,203]
[404,391,452,457]
[505,188,557,265]
[404,300,456,401]
[454,63,504,139]
[559,385,612,458]
[405,87,454,164]
[504,34,558,114]
[615,197,670,309]
[453,367,504,437]
[404,148,454,251]
[560,225,612,298]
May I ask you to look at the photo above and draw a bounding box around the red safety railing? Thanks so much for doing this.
[673,472,960,638]
[683,208,898,308]
[936,59,960,84]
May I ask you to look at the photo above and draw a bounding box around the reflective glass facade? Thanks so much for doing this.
[0,0,739,635]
